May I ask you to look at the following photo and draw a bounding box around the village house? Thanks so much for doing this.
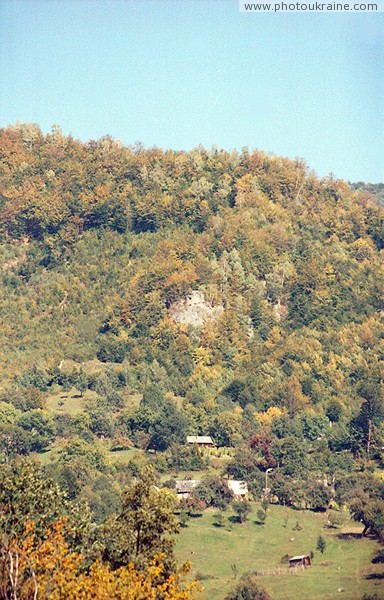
[175,478,248,501]
[227,479,248,500]
[175,480,200,499]
[186,435,213,447]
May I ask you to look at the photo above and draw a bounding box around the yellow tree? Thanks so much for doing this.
[0,520,201,600]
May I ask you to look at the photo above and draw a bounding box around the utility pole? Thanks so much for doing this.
[263,467,273,497]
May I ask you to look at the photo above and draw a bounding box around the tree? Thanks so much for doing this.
[192,476,234,510]
[212,512,225,527]
[349,493,384,540]
[17,409,57,452]
[326,399,343,423]
[256,509,267,525]
[304,481,331,512]
[0,423,31,456]
[18,366,49,392]
[249,434,277,470]
[210,411,242,447]
[232,500,252,524]
[316,534,326,554]
[76,369,88,397]
[101,465,179,575]
[46,436,109,502]
[141,383,165,410]
[148,401,188,452]
[0,459,89,549]
[0,519,201,600]
[277,436,308,478]
[354,359,384,456]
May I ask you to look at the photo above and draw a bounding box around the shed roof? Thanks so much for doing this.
[186,435,213,444]
[290,555,310,561]
[175,480,200,493]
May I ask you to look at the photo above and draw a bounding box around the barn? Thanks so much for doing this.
[289,555,312,568]
[186,435,213,447]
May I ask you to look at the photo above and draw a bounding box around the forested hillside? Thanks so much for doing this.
[0,123,383,540]
[351,182,384,208]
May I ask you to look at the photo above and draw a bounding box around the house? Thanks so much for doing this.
[227,480,248,499]
[186,435,213,447]
[175,478,248,501]
[289,555,311,568]
[175,479,200,500]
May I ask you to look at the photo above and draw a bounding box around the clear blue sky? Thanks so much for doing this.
[1,0,383,182]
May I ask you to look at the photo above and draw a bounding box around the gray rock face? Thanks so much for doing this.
[169,290,223,327]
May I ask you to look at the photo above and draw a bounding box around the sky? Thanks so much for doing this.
[0,0,383,182]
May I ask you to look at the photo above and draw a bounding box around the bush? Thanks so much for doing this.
[280,554,290,564]
[212,512,225,527]
[224,573,271,600]
[256,509,266,524]
[327,510,344,528]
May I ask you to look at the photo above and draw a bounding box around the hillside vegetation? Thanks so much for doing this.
[0,123,383,597]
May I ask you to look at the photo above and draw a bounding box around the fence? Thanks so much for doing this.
[254,565,306,576]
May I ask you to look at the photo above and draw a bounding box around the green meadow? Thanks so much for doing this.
[175,504,384,600]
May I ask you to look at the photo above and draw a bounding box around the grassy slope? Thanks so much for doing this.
[175,504,384,600]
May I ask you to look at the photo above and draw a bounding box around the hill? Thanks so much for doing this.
[0,123,383,546]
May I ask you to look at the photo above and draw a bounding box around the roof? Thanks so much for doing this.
[290,555,311,561]
[227,480,248,495]
[175,480,200,493]
[186,435,213,444]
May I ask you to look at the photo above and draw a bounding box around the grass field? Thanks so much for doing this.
[45,387,88,415]
[107,447,138,463]
[175,504,384,600]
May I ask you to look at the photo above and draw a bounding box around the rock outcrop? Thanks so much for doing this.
[169,290,223,327]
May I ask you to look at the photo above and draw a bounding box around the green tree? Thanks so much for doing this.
[232,500,252,523]
[327,510,344,528]
[0,459,89,548]
[101,465,179,574]
[192,476,234,510]
[148,401,188,452]
[354,359,383,455]
[17,409,57,452]
[316,534,326,554]
[277,436,308,478]
[18,365,49,392]
[76,369,88,397]
[141,383,165,411]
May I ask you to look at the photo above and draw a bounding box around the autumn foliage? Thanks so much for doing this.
[0,520,201,600]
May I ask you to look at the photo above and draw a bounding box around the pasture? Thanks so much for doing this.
[175,503,384,600]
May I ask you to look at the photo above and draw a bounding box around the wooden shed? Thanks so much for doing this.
[186,435,213,447]
[289,555,311,568]
[175,480,200,500]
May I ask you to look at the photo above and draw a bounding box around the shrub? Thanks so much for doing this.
[224,573,271,600]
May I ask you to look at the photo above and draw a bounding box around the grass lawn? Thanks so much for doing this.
[45,387,88,415]
[175,504,384,600]
[30,446,60,466]
[107,446,138,463]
